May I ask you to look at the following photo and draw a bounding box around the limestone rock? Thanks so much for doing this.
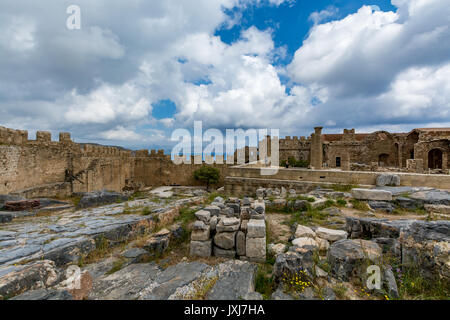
[206,261,257,300]
[214,247,236,259]
[240,220,248,232]
[424,204,450,214]
[247,219,266,238]
[203,206,220,217]
[236,231,246,256]
[368,201,394,213]
[122,248,149,263]
[316,227,347,242]
[193,220,207,230]
[77,190,128,209]
[352,188,393,201]
[0,260,60,299]
[190,240,212,258]
[315,266,328,278]
[376,174,400,187]
[246,237,266,261]
[327,239,382,281]
[209,216,218,231]
[268,243,287,256]
[213,196,224,204]
[315,237,330,251]
[195,210,211,223]
[10,289,73,300]
[383,267,399,298]
[216,220,240,232]
[292,237,318,250]
[273,251,315,281]
[144,230,170,256]
[294,225,316,239]
[345,217,415,239]
[191,226,210,241]
[214,232,236,250]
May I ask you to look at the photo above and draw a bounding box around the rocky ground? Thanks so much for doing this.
[0,182,449,300]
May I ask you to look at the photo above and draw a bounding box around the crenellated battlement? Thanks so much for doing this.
[0,126,28,145]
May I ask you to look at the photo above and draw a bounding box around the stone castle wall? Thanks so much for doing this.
[0,126,229,197]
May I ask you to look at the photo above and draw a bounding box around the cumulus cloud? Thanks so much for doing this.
[308,6,339,25]
[0,0,449,150]
[288,1,450,97]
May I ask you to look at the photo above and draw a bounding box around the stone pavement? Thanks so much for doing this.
[0,196,202,270]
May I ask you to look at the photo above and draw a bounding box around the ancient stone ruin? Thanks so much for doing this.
[0,125,449,301]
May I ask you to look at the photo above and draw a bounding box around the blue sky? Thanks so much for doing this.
[0,0,449,152]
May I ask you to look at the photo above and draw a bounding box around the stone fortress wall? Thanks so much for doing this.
[1,124,449,198]
[279,127,450,173]
[0,126,228,198]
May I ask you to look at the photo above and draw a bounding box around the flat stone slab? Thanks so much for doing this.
[294,225,316,239]
[352,188,392,201]
[206,261,257,300]
[316,227,347,242]
[292,237,318,249]
[0,196,203,267]
[149,187,174,199]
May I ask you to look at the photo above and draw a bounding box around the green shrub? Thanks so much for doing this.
[255,265,275,300]
[193,165,220,190]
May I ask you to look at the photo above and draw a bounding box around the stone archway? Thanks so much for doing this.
[428,149,443,169]
[378,153,389,167]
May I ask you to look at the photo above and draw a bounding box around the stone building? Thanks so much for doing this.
[279,127,450,173]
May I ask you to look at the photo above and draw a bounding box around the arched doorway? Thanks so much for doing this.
[428,149,443,169]
[378,154,389,167]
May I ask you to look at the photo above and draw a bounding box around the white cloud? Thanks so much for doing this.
[308,6,339,25]
[0,0,449,150]
[0,16,36,51]
[64,83,151,124]
[100,126,143,141]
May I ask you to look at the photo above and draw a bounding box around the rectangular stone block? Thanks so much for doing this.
[191,226,210,241]
[203,206,220,217]
[214,246,236,259]
[247,219,266,238]
[236,231,246,256]
[246,237,266,260]
[214,231,236,250]
[351,188,393,201]
[190,240,212,257]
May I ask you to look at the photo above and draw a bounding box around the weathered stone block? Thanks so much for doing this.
[292,237,318,250]
[214,232,236,250]
[247,219,266,238]
[216,220,240,232]
[351,188,393,201]
[195,210,211,223]
[214,246,236,258]
[327,239,382,281]
[191,226,210,241]
[236,231,246,256]
[210,216,218,231]
[203,206,220,217]
[294,225,316,239]
[316,227,347,242]
[246,237,266,260]
[376,174,400,187]
[190,240,212,257]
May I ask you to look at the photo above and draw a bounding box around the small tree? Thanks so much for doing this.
[193,165,220,191]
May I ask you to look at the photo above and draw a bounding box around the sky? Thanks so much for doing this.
[0,0,449,152]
